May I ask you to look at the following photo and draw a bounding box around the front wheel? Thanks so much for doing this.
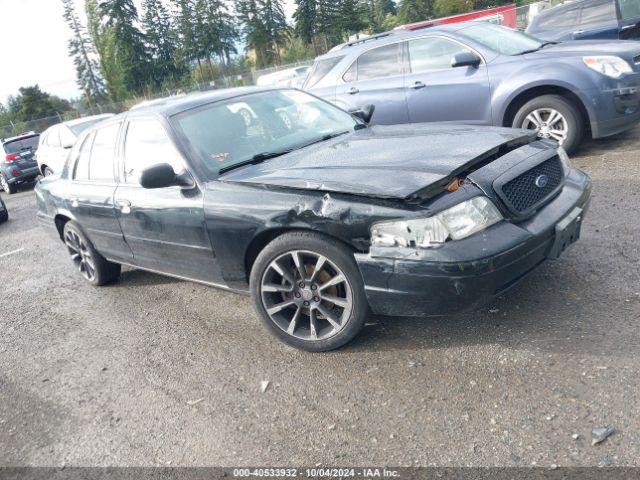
[250,231,369,352]
[63,221,121,286]
[512,94,584,154]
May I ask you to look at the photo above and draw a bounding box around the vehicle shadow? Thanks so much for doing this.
[344,257,636,358]
[113,268,181,288]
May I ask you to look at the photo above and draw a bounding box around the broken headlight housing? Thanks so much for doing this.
[371,196,503,248]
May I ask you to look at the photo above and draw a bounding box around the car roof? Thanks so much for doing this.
[123,86,283,118]
[317,22,473,60]
[2,131,39,144]
[63,113,115,127]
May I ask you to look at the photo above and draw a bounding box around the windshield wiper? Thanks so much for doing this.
[217,131,351,175]
[516,41,557,55]
[218,150,293,175]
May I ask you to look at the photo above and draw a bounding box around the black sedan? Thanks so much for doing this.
[35,88,591,351]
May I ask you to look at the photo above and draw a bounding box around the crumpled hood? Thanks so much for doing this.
[217,124,536,199]
[527,40,640,59]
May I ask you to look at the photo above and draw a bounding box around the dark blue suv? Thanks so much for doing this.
[1,132,40,194]
[527,0,640,41]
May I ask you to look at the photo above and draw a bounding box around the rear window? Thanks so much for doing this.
[3,135,39,154]
[304,56,344,89]
[537,7,580,28]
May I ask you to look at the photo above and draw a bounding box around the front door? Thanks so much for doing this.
[403,37,492,125]
[67,123,132,261]
[334,42,409,125]
[114,117,222,284]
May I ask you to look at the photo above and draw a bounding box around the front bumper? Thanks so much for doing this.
[584,73,640,138]
[5,166,40,184]
[355,169,591,317]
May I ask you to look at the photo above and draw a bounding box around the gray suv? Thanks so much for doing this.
[1,132,40,194]
[305,22,640,153]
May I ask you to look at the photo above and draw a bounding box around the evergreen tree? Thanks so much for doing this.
[98,0,149,96]
[397,0,434,24]
[339,0,366,36]
[61,0,106,108]
[142,0,184,88]
[261,0,288,63]
[315,0,341,50]
[237,0,271,68]
[293,0,317,45]
[173,0,198,73]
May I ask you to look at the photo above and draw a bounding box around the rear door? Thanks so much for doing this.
[68,122,132,261]
[574,0,619,39]
[335,42,409,125]
[617,0,640,38]
[113,117,221,284]
[403,36,492,125]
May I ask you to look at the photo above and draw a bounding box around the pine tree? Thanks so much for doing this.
[142,0,184,89]
[61,0,106,109]
[397,0,434,24]
[98,0,149,96]
[293,0,317,45]
[339,0,366,37]
[173,0,198,74]
[237,0,271,68]
[315,0,341,51]
[261,0,288,64]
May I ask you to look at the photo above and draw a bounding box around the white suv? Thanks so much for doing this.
[37,114,114,176]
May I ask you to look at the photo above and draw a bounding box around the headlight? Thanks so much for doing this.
[558,147,572,176]
[583,56,632,78]
[371,197,503,248]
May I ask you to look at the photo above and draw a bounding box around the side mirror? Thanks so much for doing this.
[139,163,193,189]
[349,104,376,124]
[451,52,481,68]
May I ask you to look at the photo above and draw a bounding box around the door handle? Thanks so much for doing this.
[346,87,359,95]
[116,199,131,214]
[409,81,426,90]
[621,24,636,31]
[573,29,584,35]
[70,198,78,208]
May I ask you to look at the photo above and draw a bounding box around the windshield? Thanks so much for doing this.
[69,118,107,136]
[3,135,39,154]
[461,23,545,55]
[172,90,359,178]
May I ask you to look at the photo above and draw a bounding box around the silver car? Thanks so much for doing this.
[37,114,114,176]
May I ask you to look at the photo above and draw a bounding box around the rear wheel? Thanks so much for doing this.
[0,174,17,194]
[0,198,7,223]
[250,231,369,352]
[63,221,121,286]
[512,94,584,154]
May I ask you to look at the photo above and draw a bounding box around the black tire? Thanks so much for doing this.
[512,94,584,154]
[0,199,7,223]
[250,231,369,352]
[62,221,121,286]
[0,174,17,194]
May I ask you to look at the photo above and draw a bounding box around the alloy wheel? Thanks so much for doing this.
[0,175,9,192]
[260,250,353,341]
[521,108,568,144]
[64,229,96,282]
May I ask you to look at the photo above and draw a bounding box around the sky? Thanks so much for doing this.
[0,0,296,105]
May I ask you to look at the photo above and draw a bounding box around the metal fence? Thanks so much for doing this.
[1,1,566,140]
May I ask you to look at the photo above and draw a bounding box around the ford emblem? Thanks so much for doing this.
[535,174,549,188]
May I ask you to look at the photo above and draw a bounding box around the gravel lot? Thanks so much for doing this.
[1,128,639,467]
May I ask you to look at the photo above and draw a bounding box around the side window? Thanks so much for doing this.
[59,126,77,148]
[47,127,62,148]
[538,7,580,28]
[123,119,184,184]
[89,123,120,182]
[408,38,475,73]
[357,43,403,81]
[73,132,95,181]
[342,61,357,82]
[579,0,616,25]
